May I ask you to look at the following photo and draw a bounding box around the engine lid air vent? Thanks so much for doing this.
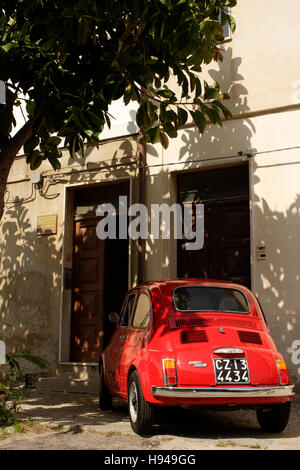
[174,317,257,330]
[238,330,262,345]
[181,330,208,343]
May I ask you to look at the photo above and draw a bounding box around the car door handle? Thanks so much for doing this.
[120,335,126,341]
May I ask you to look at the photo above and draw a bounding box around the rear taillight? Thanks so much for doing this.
[276,359,291,385]
[162,358,177,386]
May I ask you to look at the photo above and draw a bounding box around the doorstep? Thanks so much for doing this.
[36,376,99,395]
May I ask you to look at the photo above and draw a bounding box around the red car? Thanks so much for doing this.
[99,279,294,435]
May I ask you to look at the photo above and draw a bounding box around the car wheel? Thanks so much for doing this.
[99,361,112,410]
[257,402,291,433]
[128,370,154,435]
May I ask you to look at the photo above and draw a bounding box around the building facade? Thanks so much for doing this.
[1,0,300,391]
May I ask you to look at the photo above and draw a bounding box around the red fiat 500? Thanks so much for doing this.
[99,279,294,435]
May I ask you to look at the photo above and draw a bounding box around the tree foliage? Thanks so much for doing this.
[0,0,236,173]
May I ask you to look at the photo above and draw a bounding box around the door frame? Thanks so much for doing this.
[58,177,132,365]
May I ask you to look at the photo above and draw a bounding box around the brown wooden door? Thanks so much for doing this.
[178,198,250,288]
[70,217,105,362]
[218,199,250,287]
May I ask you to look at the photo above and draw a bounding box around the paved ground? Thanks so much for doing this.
[0,389,300,451]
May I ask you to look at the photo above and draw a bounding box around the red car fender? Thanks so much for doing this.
[126,351,166,403]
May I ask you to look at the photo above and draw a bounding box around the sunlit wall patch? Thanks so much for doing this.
[0,80,5,105]
[0,340,6,364]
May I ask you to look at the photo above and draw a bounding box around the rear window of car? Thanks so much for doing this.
[173,286,250,314]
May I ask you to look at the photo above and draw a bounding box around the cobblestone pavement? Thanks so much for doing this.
[0,389,299,450]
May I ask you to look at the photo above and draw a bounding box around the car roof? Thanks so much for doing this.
[129,278,251,292]
[126,279,261,322]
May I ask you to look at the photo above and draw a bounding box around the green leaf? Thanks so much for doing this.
[146,56,159,64]
[58,126,75,137]
[48,136,62,146]
[194,76,202,97]
[220,11,228,27]
[190,110,207,134]
[7,353,49,371]
[29,150,43,170]
[165,109,178,124]
[147,101,158,122]
[24,136,39,155]
[105,113,111,129]
[177,107,188,127]
[159,131,169,149]
[112,80,126,100]
[204,81,220,100]
[212,99,232,119]
[147,126,160,144]
[48,156,62,170]
[136,102,148,129]
[191,65,202,73]
[0,43,14,53]
[0,15,7,30]
[69,134,80,158]
[78,135,84,156]
[157,89,176,100]
[87,110,104,130]
[228,15,236,33]
[205,107,222,126]
[26,101,35,118]
[163,121,177,138]
[6,356,21,381]
[154,76,161,89]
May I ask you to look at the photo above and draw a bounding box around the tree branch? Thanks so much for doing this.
[0,119,33,220]
[1,119,33,162]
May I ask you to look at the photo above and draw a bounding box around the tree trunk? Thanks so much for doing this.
[0,120,32,221]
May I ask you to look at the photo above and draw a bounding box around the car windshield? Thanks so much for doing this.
[173,286,250,314]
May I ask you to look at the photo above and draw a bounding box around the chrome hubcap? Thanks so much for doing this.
[129,381,138,423]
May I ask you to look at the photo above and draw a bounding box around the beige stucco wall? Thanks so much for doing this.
[231,0,300,113]
[1,0,300,387]
[0,135,139,375]
[199,0,300,115]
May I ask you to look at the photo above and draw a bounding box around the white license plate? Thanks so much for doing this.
[214,358,250,384]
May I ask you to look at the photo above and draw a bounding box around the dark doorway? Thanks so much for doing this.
[70,181,129,362]
[177,165,250,288]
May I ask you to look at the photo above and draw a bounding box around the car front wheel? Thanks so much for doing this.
[128,370,155,435]
[257,401,291,433]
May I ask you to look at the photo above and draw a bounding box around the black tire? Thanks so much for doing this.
[128,370,155,435]
[99,361,112,410]
[257,401,291,433]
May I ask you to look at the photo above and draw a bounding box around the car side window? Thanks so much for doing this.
[131,292,151,329]
[120,294,136,327]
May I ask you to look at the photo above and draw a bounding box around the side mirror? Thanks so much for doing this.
[109,312,119,323]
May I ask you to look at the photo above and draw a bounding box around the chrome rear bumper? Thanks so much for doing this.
[152,385,294,399]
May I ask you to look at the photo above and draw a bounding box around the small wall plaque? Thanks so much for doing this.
[37,214,57,235]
